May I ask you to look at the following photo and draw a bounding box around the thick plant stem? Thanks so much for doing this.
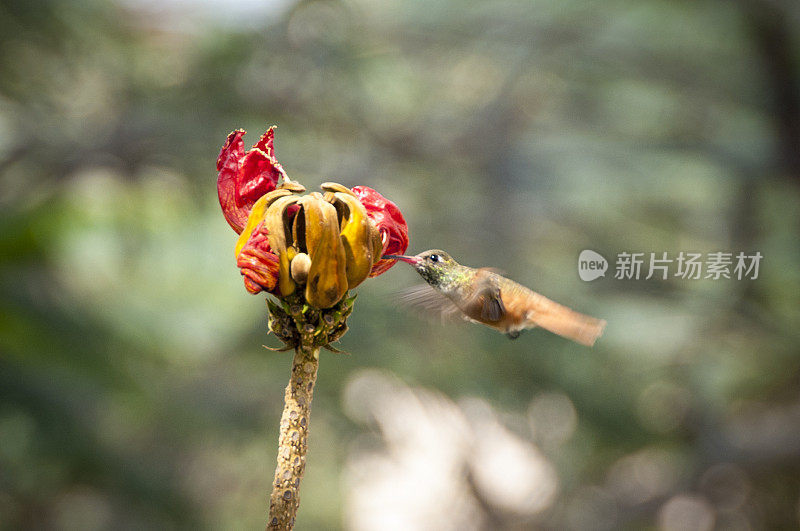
[267,345,320,530]
[263,292,352,529]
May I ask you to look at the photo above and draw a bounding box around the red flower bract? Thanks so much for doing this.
[236,222,281,295]
[351,186,409,276]
[217,127,287,234]
[217,126,288,295]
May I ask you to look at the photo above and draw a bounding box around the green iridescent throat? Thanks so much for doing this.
[418,263,472,293]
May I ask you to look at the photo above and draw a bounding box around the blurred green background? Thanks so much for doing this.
[1,0,799,529]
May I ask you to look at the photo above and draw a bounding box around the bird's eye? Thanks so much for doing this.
[429,254,440,263]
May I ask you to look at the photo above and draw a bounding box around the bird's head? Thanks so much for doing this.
[382,249,458,288]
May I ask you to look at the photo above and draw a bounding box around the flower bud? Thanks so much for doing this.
[290,253,311,284]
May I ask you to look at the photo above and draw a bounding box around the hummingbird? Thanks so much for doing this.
[384,249,606,346]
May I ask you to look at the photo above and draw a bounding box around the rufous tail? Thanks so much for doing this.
[527,303,606,347]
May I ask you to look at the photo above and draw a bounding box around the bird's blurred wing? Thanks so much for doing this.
[465,268,506,322]
[399,284,465,323]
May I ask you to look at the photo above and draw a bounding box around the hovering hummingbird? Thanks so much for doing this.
[384,249,606,346]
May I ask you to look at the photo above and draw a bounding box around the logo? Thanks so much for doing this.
[577,250,762,281]
[578,250,608,281]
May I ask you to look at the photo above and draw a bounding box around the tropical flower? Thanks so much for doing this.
[216,127,409,307]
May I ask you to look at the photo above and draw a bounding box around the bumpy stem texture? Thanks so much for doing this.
[267,345,319,530]
[264,292,352,529]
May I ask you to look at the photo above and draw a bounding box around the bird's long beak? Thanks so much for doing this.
[383,254,421,265]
